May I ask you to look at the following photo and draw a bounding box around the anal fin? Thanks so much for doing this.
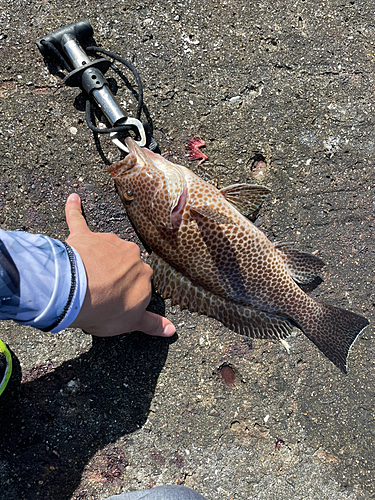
[150,254,296,340]
[275,242,325,284]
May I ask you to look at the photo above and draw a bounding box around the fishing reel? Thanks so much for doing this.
[36,20,157,152]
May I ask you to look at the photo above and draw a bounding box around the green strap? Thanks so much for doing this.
[0,339,12,396]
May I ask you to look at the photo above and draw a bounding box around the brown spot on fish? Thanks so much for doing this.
[110,138,369,373]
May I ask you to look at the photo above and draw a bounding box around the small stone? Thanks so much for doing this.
[252,161,267,179]
[220,365,236,386]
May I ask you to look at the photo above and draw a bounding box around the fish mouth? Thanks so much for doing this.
[125,136,139,151]
[125,137,151,165]
[125,137,167,167]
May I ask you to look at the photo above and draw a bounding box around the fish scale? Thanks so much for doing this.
[109,138,369,373]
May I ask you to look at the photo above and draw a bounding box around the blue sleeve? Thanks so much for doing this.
[0,229,87,333]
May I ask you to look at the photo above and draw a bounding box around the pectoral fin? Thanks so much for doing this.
[220,183,271,217]
[191,205,236,224]
[275,242,325,284]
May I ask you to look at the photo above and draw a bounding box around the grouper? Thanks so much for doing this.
[108,137,369,373]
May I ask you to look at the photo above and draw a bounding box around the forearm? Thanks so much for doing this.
[0,229,87,333]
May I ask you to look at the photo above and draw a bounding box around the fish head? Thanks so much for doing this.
[108,137,187,229]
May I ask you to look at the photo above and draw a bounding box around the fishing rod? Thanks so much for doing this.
[36,19,158,153]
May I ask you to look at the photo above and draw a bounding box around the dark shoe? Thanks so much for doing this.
[0,339,12,396]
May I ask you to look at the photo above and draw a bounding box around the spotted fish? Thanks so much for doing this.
[109,138,369,373]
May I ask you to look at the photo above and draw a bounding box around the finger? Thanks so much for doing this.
[137,311,176,337]
[65,193,91,236]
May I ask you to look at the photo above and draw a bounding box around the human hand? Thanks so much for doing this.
[65,193,176,338]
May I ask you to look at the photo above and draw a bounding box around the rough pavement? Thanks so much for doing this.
[0,1,374,499]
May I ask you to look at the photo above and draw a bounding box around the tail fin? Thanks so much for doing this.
[301,304,369,373]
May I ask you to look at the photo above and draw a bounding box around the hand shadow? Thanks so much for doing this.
[0,329,176,500]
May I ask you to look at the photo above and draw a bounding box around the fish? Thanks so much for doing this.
[108,137,369,373]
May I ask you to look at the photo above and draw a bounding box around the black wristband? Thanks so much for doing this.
[41,242,77,332]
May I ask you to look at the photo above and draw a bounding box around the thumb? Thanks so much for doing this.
[65,193,91,237]
[137,311,176,337]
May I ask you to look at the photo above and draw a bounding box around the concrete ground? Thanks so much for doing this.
[0,1,374,499]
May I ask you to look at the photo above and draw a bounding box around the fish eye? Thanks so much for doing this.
[123,189,134,201]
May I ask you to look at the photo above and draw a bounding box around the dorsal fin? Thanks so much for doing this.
[190,205,236,224]
[275,242,325,284]
[220,184,271,217]
[150,254,296,340]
